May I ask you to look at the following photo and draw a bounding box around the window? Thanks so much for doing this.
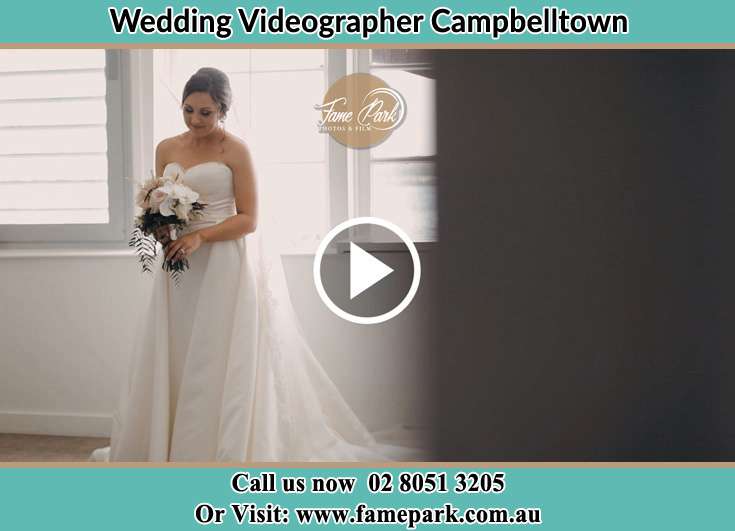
[361,49,436,243]
[0,50,130,244]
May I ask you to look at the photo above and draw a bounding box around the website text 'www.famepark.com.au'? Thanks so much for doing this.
[194,470,542,527]
[298,503,541,527]
[198,502,542,527]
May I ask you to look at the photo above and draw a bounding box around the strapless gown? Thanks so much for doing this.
[90,161,428,462]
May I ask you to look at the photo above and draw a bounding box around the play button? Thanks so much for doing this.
[313,217,421,324]
[350,242,394,299]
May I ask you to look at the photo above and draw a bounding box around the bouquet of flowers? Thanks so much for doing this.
[129,171,206,284]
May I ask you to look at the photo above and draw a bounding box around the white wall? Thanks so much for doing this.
[0,250,432,437]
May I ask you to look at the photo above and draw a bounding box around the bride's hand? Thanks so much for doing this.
[165,231,203,262]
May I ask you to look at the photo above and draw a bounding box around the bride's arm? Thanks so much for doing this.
[198,141,257,243]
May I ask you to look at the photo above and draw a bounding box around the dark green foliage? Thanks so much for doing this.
[162,249,190,287]
[128,227,157,274]
[136,210,186,235]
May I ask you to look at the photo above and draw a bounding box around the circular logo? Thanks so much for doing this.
[314,73,407,148]
[313,217,421,325]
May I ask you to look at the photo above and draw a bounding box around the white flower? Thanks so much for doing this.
[174,201,190,222]
[148,187,169,212]
[135,176,201,219]
[158,196,177,217]
[171,183,199,204]
[135,176,166,209]
[159,181,199,202]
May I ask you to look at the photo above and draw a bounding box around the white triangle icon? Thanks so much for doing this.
[350,242,394,299]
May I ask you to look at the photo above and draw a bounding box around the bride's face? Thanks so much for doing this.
[182,91,221,138]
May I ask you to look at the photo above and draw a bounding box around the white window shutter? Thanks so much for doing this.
[0,50,110,225]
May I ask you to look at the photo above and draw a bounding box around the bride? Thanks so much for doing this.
[90,67,428,462]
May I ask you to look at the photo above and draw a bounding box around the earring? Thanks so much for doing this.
[219,118,227,153]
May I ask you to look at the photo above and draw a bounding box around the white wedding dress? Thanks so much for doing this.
[90,161,428,462]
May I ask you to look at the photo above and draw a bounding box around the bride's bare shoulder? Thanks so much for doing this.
[154,134,189,173]
[223,131,250,152]
[223,132,254,165]
[156,134,186,155]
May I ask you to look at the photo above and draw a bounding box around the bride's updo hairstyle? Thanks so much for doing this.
[182,67,233,120]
